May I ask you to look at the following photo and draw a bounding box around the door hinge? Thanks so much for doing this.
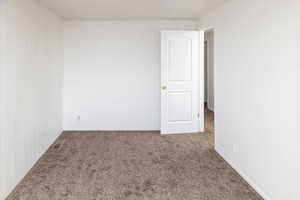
[197,113,200,118]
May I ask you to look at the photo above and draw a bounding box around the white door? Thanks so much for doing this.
[161,31,203,134]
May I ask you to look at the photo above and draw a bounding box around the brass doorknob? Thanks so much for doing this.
[161,85,167,90]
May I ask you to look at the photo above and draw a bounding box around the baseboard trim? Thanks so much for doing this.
[63,130,208,135]
[63,130,161,134]
[215,147,270,200]
[5,130,63,199]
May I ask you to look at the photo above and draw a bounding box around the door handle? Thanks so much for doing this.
[161,85,167,90]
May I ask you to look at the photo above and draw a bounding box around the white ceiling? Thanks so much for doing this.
[39,0,226,20]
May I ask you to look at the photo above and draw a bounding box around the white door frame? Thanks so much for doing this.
[199,30,205,132]
[200,26,216,130]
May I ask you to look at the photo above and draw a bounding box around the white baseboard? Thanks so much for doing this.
[215,147,270,200]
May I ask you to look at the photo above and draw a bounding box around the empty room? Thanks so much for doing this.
[0,0,299,200]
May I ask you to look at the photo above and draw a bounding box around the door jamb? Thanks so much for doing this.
[199,27,215,133]
[198,30,205,132]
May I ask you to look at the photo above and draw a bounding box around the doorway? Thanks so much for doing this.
[160,30,214,134]
[204,29,215,133]
[161,31,201,134]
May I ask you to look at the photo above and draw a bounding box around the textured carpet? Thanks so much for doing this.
[7,130,263,200]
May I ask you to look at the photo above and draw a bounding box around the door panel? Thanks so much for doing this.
[168,91,192,122]
[161,31,202,134]
[168,38,192,81]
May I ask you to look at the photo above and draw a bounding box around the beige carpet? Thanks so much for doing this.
[7,110,263,200]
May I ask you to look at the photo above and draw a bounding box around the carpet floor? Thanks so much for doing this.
[7,111,263,200]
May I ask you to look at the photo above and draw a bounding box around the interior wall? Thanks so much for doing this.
[199,0,300,200]
[63,20,198,131]
[0,0,64,198]
[204,31,214,111]
[0,1,7,197]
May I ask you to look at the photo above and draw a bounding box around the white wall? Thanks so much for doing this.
[0,0,64,198]
[0,1,7,197]
[199,0,300,200]
[63,20,197,131]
